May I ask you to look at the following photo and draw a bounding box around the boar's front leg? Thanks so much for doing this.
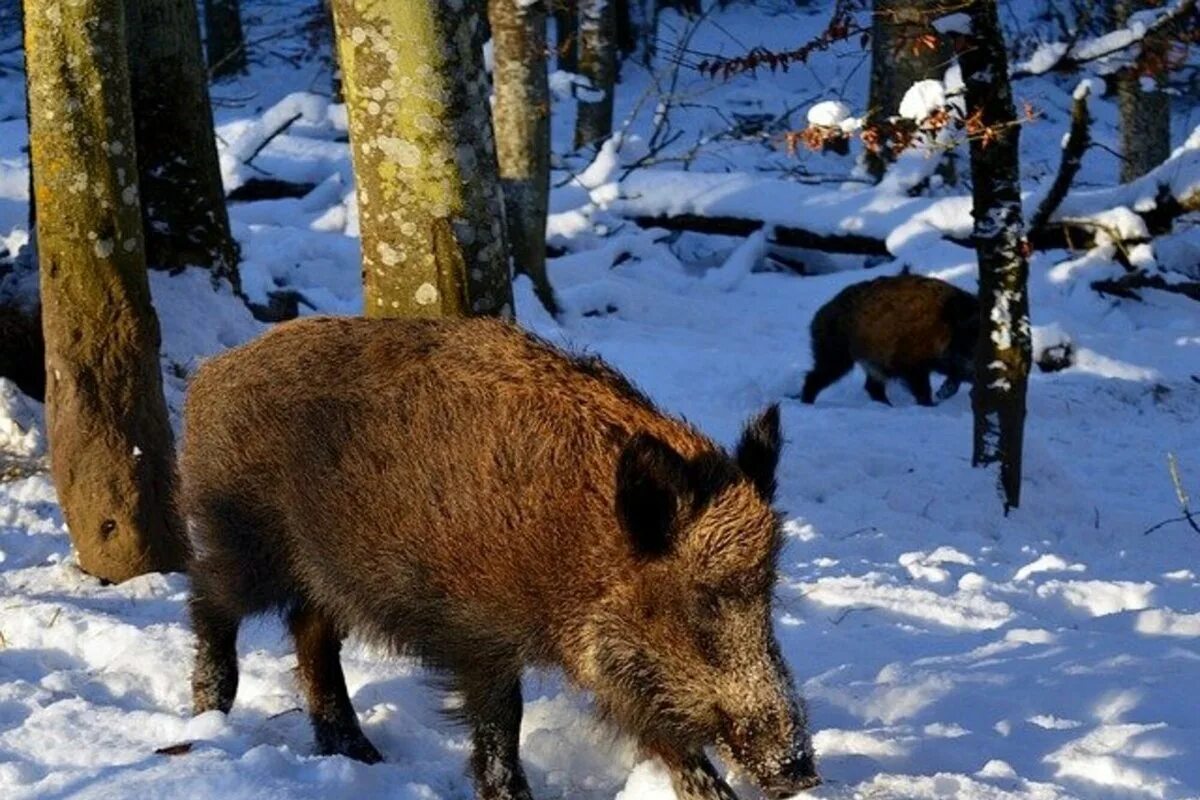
[461,670,534,800]
[289,605,383,764]
[654,747,739,800]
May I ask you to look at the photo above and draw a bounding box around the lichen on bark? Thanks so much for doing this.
[25,0,186,582]
[330,0,513,319]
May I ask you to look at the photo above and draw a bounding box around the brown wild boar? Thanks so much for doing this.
[182,316,819,800]
[800,274,978,406]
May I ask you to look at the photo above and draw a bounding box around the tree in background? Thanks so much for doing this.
[203,0,247,78]
[551,0,578,72]
[330,0,513,318]
[126,0,240,288]
[957,0,1031,510]
[864,0,952,180]
[24,0,186,582]
[575,0,617,149]
[488,0,558,315]
[1114,0,1171,181]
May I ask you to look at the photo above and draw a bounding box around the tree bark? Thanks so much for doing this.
[575,0,617,150]
[330,0,514,318]
[24,0,187,581]
[552,1,579,72]
[959,0,1031,511]
[126,0,240,288]
[489,0,558,316]
[1114,0,1171,181]
[203,0,247,78]
[865,0,952,180]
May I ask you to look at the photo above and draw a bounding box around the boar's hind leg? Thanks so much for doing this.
[289,604,383,764]
[656,749,739,800]
[462,670,534,800]
[864,375,891,405]
[800,351,853,404]
[902,368,935,406]
[191,595,240,715]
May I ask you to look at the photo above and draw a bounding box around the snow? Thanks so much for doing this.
[898,80,947,121]
[2,2,1200,799]
[807,100,851,128]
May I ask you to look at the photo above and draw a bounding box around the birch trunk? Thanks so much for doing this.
[330,0,513,318]
[25,0,186,581]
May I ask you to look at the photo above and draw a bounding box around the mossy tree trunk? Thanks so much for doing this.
[203,0,247,78]
[24,0,187,582]
[330,0,513,318]
[126,0,240,289]
[1114,0,1171,181]
[865,0,952,180]
[575,0,617,150]
[959,0,1031,511]
[488,0,558,316]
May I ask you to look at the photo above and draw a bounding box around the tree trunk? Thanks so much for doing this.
[126,0,241,289]
[24,0,187,582]
[959,0,1031,511]
[552,1,578,72]
[865,0,952,180]
[489,0,558,316]
[1114,0,1171,181]
[203,0,247,78]
[575,0,617,150]
[330,0,514,318]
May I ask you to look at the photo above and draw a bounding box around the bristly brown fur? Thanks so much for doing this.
[182,316,818,800]
[801,274,979,407]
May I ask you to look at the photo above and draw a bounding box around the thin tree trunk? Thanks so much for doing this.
[552,1,578,72]
[1114,0,1171,181]
[959,0,1031,511]
[203,0,247,78]
[126,0,241,289]
[330,0,514,318]
[575,0,617,150]
[24,0,186,582]
[865,0,952,180]
[489,0,558,316]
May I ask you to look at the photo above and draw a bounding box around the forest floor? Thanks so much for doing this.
[2,2,1200,798]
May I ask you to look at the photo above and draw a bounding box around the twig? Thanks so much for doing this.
[243,112,303,167]
[1143,453,1200,535]
[1029,81,1091,233]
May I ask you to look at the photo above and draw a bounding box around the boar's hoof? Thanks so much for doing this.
[315,727,384,764]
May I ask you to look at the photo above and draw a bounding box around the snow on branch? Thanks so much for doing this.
[1011,0,1198,79]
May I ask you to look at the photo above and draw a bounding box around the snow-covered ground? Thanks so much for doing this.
[2,2,1199,798]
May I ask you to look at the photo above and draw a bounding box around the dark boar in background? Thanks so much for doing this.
[182,316,818,800]
[801,274,978,406]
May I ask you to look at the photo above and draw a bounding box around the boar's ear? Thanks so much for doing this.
[736,404,781,501]
[616,432,691,557]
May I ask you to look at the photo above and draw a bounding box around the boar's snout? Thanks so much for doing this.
[719,696,819,799]
[762,752,821,798]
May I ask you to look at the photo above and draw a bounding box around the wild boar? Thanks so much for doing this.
[182,316,819,800]
[800,274,978,406]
